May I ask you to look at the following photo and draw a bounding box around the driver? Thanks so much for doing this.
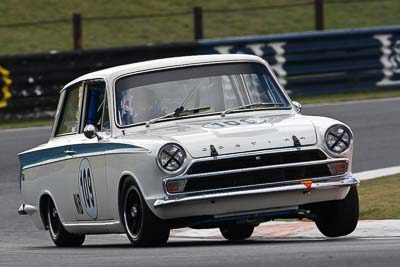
[120,88,165,125]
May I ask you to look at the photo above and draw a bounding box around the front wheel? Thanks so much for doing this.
[47,199,85,247]
[220,224,254,241]
[314,187,359,237]
[121,180,170,246]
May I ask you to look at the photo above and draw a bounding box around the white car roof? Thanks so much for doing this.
[62,54,265,90]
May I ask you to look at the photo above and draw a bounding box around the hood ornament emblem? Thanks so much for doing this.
[292,135,301,147]
[210,145,218,157]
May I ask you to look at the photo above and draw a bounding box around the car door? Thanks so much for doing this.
[68,79,112,221]
[46,82,86,224]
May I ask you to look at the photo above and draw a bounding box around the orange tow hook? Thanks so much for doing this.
[301,180,313,195]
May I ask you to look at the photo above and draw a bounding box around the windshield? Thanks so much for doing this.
[115,62,290,126]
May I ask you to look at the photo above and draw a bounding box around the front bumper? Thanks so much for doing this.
[152,176,359,220]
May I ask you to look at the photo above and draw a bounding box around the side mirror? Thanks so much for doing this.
[84,124,102,140]
[292,101,302,113]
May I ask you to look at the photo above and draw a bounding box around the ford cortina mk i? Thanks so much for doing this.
[18,54,359,247]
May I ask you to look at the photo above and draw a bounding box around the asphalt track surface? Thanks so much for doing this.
[0,98,399,266]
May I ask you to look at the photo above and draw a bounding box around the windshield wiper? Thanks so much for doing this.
[221,102,282,117]
[146,106,211,127]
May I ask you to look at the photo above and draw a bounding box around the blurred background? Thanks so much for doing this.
[1,0,400,123]
[0,0,399,121]
[0,0,398,54]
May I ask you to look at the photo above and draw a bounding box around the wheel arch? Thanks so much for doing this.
[38,190,63,229]
[39,192,52,229]
[117,173,141,223]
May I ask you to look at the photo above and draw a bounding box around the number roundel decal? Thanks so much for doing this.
[202,118,266,129]
[78,158,97,219]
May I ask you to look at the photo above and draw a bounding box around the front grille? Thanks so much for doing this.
[184,163,332,193]
[187,149,327,175]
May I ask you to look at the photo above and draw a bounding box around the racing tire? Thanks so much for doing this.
[220,224,254,241]
[314,187,359,238]
[47,199,85,247]
[121,180,170,246]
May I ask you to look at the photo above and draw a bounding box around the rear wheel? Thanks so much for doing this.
[314,187,359,237]
[220,224,254,241]
[121,180,170,246]
[47,199,85,247]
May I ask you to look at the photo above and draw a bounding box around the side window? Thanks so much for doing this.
[56,84,82,136]
[83,80,109,132]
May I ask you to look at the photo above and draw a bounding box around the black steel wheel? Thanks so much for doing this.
[121,180,169,246]
[220,224,254,241]
[47,199,85,247]
[314,186,359,237]
[124,186,143,239]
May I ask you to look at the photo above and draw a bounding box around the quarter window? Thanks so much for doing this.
[56,84,82,136]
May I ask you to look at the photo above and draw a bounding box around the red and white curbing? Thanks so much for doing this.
[171,220,400,239]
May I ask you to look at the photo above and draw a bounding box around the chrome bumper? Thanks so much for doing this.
[154,176,359,208]
[18,203,38,215]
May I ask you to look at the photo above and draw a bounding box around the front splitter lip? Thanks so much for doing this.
[153,176,359,208]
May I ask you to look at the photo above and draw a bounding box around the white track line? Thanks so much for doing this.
[354,166,400,181]
[303,96,400,108]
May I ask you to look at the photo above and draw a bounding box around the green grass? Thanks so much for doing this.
[0,0,398,55]
[292,88,400,105]
[359,174,400,220]
[0,118,52,129]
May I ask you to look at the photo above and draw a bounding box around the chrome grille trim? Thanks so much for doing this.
[167,158,347,181]
[163,147,348,196]
[181,146,329,176]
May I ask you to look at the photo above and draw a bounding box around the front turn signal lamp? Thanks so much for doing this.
[328,161,347,176]
[166,180,187,194]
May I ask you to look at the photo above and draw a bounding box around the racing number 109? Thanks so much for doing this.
[203,118,266,128]
[80,168,95,209]
[78,158,97,219]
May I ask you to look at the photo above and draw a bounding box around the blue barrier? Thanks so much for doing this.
[198,26,400,96]
[0,25,400,118]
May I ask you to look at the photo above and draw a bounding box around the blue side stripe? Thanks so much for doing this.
[19,143,145,170]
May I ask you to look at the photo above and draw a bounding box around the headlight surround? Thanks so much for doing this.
[157,143,186,173]
[324,124,352,154]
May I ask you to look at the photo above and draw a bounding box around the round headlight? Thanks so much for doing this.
[325,125,352,154]
[157,143,186,173]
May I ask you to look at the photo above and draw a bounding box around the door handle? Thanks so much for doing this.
[64,150,76,156]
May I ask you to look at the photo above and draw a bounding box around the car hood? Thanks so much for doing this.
[133,113,318,158]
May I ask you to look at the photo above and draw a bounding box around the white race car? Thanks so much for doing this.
[18,54,359,247]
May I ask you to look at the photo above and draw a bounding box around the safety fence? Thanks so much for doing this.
[0,25,399,119]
